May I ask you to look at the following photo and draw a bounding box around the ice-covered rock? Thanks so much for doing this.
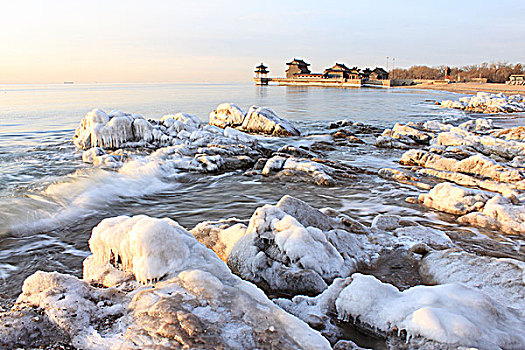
[371,214,453,250]
[391,123,433,144]
[378,168,432,190]
[75,108,266,176]
[7,215,332,350]
[260,155,361,186]
[335,273,525,349]
[458,118,494,132]
[209,103,300,136]
[492,125,525,140]
[418,182,493,215]
[441,92,525,113]
[400,149,525,184]
[161,112,202,128]
[436,127,525,159]
[74,109,167,150]
[420,249,525,317]
[416,182,525,235]
[459,195,525,235]
[375,123,434,149]
[192,196,360,296]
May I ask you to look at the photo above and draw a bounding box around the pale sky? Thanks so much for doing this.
[1,0,524,83]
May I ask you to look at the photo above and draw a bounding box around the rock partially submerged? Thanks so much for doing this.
[376,116,525,236]
[335,273,525,349]
[3,215,331,350]
[441,92,525,113]
[192,196,455,297]
[191,196,364,296]
[209,103,300,136]
[74,108,265,177]
[416,182,525,235]
[420,249,525,317]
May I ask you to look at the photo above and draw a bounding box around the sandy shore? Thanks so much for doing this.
[400,82,525,95]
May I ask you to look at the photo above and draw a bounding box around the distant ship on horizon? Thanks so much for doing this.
[63,81,74,84]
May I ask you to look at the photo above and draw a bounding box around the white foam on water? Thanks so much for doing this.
[0,158,179,235]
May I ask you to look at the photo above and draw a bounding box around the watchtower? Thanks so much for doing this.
[254,63,269,85]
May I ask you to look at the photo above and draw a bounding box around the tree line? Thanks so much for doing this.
[390,62,524,83]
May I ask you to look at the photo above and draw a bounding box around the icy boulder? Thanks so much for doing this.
[88,215,190,284]
[420,249,525,317]
[208,102,246,128]
[492,126,525,141]
[441,92,525,113]
[8,215,332,350]
[418,182,493,215]
[436,127,525,159]
[191,196,364,296]
[416,182,525,235]
[209,103,300,136]
[459,195,525,235]
[335,273,525,349]
[74,109,167,150]
[161,112,202,128]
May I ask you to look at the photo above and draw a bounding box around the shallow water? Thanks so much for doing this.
[0,82,523,300]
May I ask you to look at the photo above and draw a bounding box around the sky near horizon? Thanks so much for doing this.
[1,0,524,83]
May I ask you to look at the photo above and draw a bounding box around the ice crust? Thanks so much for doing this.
[209,103,301,136]
[192,196,455,296]
[13,215,331,350]
[335,273,525,349]
[441,92,525,113]
[376,115,525,236]
[420,249,525,317]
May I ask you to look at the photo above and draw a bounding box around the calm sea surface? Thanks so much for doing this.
[0,82,515,299]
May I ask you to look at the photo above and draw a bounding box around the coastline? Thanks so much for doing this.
[399,82,525,95]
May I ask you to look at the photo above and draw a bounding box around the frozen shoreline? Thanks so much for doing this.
[401,82,525,96]
[2,97,525,349]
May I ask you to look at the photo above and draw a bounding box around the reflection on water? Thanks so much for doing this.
[1,82,521,300]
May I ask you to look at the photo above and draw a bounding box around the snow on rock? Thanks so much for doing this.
[492,125,525,141]
[418,182,493,215]
[75,108,266,176]
[260,154,361,186]
[209,103,300,136]
[74,109,164,150]
[88,215,190,284]
[458,195,525,235]
[440,92,525,113]
[415,182,525,235]
[192,196,371,296]
[9,215,332,350]
[420,249,525,317]
[436,127,525,159]
[400,149,525,185]
[161,112,202,128]
[335,273,525,349]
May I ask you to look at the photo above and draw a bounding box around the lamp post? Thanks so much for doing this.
[392,58,395,79]
[386,56,389,71]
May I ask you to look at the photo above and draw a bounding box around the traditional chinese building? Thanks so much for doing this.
[254,63,270,85]
[369,67,389,80]
[253,59,392,88]
[285,59,311,78]
[323,63,360,79]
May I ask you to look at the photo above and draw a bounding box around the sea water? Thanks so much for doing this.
[0,82,514,300]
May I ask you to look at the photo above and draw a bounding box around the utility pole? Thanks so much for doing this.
[392,58,395,79]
